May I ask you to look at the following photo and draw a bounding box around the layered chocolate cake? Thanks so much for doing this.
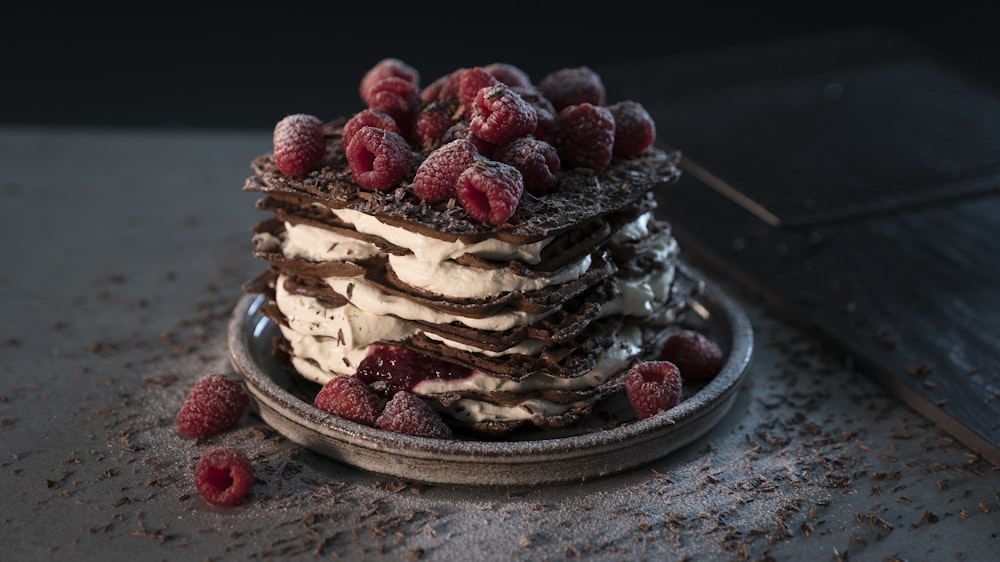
[243,59,704,435]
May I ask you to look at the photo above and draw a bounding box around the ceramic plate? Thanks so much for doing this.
[227,279,753,486]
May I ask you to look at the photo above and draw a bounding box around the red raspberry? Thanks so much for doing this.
[458,67,501,119]
[272,113,326,177]
[625,361,683,420]
[345,126,412,191]
[355,345,471,394]
[359,58,420,105]
[421,68,465,102]
[517,90,560,145]
[609,100,657,157]
[484,62,532,89]
[537,66,606,110]
[494,136,560,195]
[342,109,400,150]
[411,100,459,151]
[557,103,616,174]
[194,446,253,507]
[313,376,383,427]
[176,374,250,438]
[365,76,420,134]
[375,391,453,439]
[469,85,538,144]
[442,121,495,159]
[456,160,524,225]
[412,138,479,202]
[659,329,724,382]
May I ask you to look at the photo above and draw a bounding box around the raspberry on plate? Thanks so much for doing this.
[536,66,606,111]
[609,100,657,157]
[194,446,253,507]
[625,361,683,420]
[176,373,250,438]
[314,376,383,427]
[660,329,724,382]
[456,160,524,225]
[345,126,413,191]
[272,113,326,177]
[557,103,616,174]
[375,391,453,439]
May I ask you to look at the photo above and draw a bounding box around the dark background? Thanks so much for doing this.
[3,4,1000,131]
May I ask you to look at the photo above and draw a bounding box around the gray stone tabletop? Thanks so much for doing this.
[1,126,996,561]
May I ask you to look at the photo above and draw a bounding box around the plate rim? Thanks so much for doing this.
[227,277,753,485]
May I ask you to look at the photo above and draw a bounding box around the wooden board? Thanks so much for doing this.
[603,28,1000,465]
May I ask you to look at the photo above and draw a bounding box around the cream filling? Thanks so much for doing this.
[329,206,551,264]
[387,252,592,299]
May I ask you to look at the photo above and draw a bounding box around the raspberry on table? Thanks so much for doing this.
[625,361,683,420]
[375,391,453,439]
[411,100,460,151]
[609,100,657,157]
[557,103,616,174]
[176,373,250,438]
[342,109,400,150]
[345,126,413,191]
[355,344,471,395]
[458,67,501,119]
[660,329,724,382]
[314,376,383,426]
[194,446,253,507]
[359,58,420,105]
[456,160,524,225]
[412,138,479,202]
[469,85,538,144]
[484,62,533,89]
[494,136,560,195]
[272,113,326,177]
[536,66,606,111]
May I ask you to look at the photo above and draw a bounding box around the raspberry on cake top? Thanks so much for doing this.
[243,58,715,437]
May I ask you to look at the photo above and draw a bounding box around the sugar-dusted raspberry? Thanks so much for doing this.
[412,138,479,202]
[484,62,532,89]
[557,103,616,174]
[421,68,465,102]
[458,67,501,119]
[355,344,471,395]
[176,374,250,438]
[342,109,400,150]
[345,126,412,191]
[609,100,657,157]
[365,76,420,133]
[411,100,460,151]
[494,136,560,195]
[194,446,253,507]
[375,391,453,439]
[625,361,683,420]
[272,113,326,177]
[536,66,606,111]
[442,121,495,159]
[516,90,560,145]
[313,376,383,426]
[456,160,524,225]
[660,329,724,383]
[469,85,538,144]
[359,58,420,105]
